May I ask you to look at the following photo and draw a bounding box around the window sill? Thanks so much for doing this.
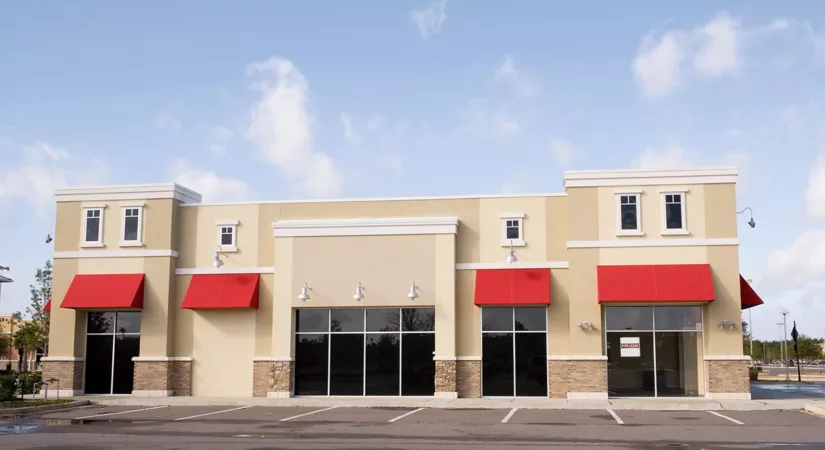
[80,242,105,248]
[501,239,526,247]
[660,230,690,236]
[616,230,645,237]
[119,241,144,248]
[218,245,238,253]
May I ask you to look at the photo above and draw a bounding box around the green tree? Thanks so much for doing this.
[25,260,51,355]
[794,335,825,361]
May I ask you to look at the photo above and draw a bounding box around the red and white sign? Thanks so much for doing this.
[620,337,641,357]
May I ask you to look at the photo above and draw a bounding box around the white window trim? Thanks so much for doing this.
[119,205,144,247]
[660,191,689,236]
[81,207,105,248]
[500,213,526,247]
[615,192,643,236]
[217,224,238,253]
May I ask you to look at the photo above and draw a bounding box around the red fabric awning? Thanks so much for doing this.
[597,264,715,303]
[181,274,260,309]
[740,275,764,310]
[474,269,551,306]
[43,299,51,312]
[60,274,145,309]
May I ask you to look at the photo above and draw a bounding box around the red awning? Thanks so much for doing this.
[181,274,260,309]
[597,264,715,303]
[740,275,764,310]
[474,269,551,305]
[60,274,145,309]
[43,299,51,312]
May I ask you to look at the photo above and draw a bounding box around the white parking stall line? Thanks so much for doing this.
[388,407,425,423]
[606,408,624,425]
[75,406,167,420]
[279,406,339,422]
[708,411,745,425]
[174,406,252,421]
[501,408,518,423]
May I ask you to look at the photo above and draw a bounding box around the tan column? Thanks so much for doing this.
[434,233,457,398]
[269,236,295,398]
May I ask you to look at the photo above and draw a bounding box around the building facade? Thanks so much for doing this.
[42,167,764,399]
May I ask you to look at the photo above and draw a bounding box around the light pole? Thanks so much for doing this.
[781,308,790,381]
[747,279,754,362]
[776,323,784,366]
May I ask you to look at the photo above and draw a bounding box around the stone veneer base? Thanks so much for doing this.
[435,360,457,394]
[548,359,607,399]
[133,360,192,396]
[706,359,750,397]
[456,360,481,398]
[42,360,84,393]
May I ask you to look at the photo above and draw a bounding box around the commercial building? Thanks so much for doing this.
[42,167,764,400]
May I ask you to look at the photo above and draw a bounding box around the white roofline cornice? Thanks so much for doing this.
[273,217,460,237]
[55,183,202,203]
[563,167,739,188]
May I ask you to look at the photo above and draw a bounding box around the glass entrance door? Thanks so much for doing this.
[84,312,141,395]
[481,307,548,397]
[605,306,702,398]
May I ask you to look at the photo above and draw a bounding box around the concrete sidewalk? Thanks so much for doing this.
[81,395,825,411]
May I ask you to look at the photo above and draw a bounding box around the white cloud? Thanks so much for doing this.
[805,154,825,219]
[208,126,234,155]
[764,229,825,290]
[549,139,575,166]
[0,142,108,216]
[410,0,446,39]
[632,145,749,185]
[494,55,541,98]
[500,170,530,195]
[246,57,343,198]
[454,98,521,139]
[632,31,686,98]
[340,113,360,143]
[168,158,253,202]
[692,12,741,76]
[780,101,818,129]
[153,98,183,132]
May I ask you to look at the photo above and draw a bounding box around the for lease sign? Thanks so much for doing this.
[620,337,641,357]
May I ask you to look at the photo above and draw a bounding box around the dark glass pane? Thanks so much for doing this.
[482,333,514,396]
[221,233,233,246]
[330,334,364,395]
[85,217,100,242]
[482,308,512,332]
[296,309,328,333]
[605,307,653,331]
[506,226,520,240]
[666,202,682,229]
[621,204,637,230]
[401,308,435,332]
[401,333,435,396]
[330,309,364,333]
[87,312,114,334]
[515,333,547,396]
[366,309,399,332]
[654,306,702,331]
[606,332,655,397]
[112,335,139,394]
[124,216,139,241]
[514,307,546,331]
[366,334,399,395]
[655,332,701,397]
[84,335,113,394]
[115,312,141,334]
[294,334,329,395]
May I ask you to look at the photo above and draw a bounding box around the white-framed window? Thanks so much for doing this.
[500,213,525,246]
[615,191,643,236]
[81,204,106,247]
[660,190,689,235]
[120,203,144,246]
[216,220,239,252]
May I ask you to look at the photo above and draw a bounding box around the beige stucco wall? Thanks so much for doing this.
[191,310,255,397]
[596,185,707,241]
[177,204,262,269]
[704,245,743,355]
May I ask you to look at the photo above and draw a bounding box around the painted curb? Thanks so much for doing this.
[804,404,825,417]
[0,400,90,416]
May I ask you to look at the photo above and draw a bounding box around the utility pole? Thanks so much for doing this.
[781,308,790,381]
[747,279,754,361]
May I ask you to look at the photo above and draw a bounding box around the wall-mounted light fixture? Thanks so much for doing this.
[719,320,737,330]
[353,282,366,301]
[737,207,756,228]
[212,245,225,268]
[298,283,312,302]
[578,320,594,330]
[45,225,53,244]
[406,281,419,300]
[506,240,518,264]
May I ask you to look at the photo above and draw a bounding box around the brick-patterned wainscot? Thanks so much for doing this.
[706,359,750,399]
[42,359,83,394]
[266,360,293,397]
[253,361,270,397]
[456,360,481,398]
[435,360,457,396]
[548,359,607,399]
[133,360,192,396]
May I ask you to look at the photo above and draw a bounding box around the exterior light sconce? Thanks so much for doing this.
[737,207,756,228]
[298,283,312,302]
[506,240,518,264]
[45,225,53,244]
[353,282,366,301]
[578,321,594,330]
[407,282,419,300]
[719,320,736,330]
[212,245,225,268]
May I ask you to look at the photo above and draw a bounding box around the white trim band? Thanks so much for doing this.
[55,183,202,203]
[182,192,567,208]
[132,357,193,362]
[432,356,457,361]
[41,356,84,362]
[253,356,293,362]
[548,355,608,361]
[456,262,569,270]
[456,356,482,361]
[563,168,738,188]
[54,250,179,259]
[216,219,239,226]
[273,217,459,237]
[175,267,275,275]
[567,238,738,249]
[704,355,752,361]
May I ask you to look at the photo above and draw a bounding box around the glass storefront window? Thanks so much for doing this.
[605,307,653,331]
[481,307,547,397]
[84,311,141,395]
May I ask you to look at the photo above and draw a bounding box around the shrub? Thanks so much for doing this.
[749,366,759,381]
[0,373,15,402]
[18,372,42,397]
[0,372,43,401]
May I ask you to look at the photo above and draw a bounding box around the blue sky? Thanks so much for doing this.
[1,1,824,340]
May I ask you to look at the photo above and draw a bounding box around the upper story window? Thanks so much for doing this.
[217,220,239,252]
[500,213,525,247]
[661,190,688,235]
[81,205,105,247]
[616,191,642,235]
[120,203,144,246]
